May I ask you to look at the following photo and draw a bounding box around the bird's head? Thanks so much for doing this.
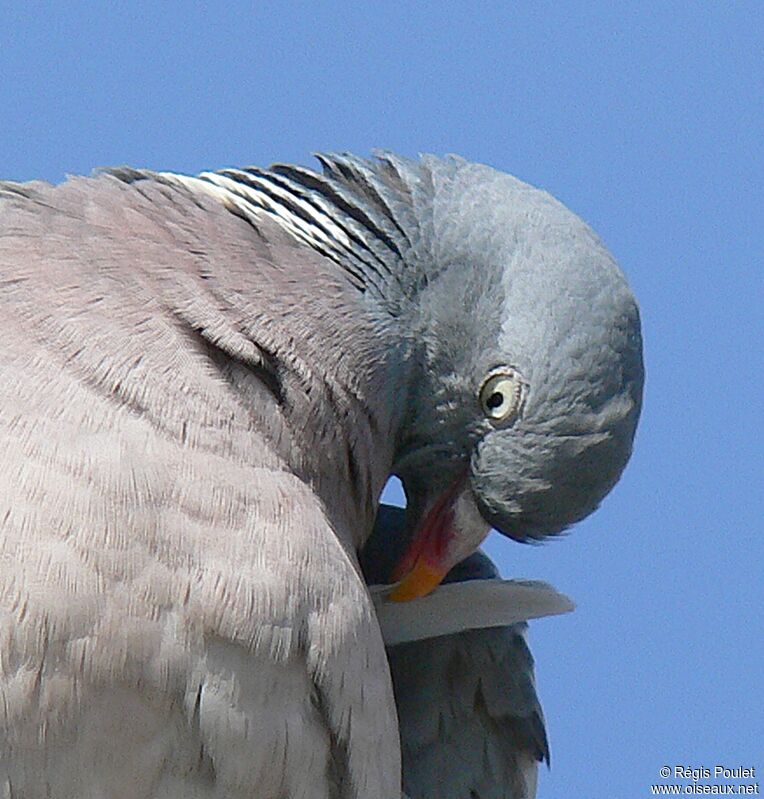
[186,151,643,599]
[386,156,643,600]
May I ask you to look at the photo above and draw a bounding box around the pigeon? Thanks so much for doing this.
[0,152,643,797]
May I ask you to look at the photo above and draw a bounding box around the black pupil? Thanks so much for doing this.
[486,391,504,410]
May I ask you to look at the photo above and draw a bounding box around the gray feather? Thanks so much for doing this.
[363,504,554,799]
[389,627,547,799]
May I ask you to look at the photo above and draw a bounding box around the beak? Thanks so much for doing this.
[389,560,449,603]
[389,473,490,602]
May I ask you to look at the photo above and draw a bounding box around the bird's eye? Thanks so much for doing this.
[479,370,526,425]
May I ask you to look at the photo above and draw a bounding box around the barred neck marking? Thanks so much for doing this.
[159,169,364,286]
[158,161,412,304]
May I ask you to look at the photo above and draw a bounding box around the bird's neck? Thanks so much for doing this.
[107,162,427,550]
[145,155,432,319]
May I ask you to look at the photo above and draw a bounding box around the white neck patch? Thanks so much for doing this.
[158,168,357,263]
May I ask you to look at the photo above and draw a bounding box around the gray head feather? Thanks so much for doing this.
[314,153,644,542]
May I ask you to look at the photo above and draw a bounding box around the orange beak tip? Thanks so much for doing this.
[388,561,447,603]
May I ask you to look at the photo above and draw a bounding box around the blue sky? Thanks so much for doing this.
[2,3,761,795]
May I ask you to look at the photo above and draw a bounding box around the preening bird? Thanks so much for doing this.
[0,152,643,798]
